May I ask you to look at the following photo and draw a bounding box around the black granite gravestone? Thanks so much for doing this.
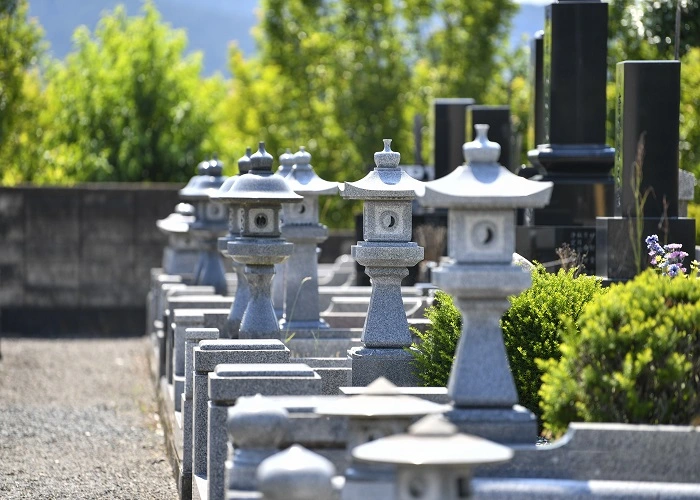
[467,105,512,171]
[434,98,475,180]
[516,0,614,272]
[597,61,695,281]
[532,30,545,149]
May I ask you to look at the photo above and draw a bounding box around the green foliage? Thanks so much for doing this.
[501,264,606,425]
[538,270,700,437]
[410,290,462,387]
[689,202,700,243]
[680,48,700,195]
[0,0,45,184]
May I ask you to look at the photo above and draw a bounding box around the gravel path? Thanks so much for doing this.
[0,336,177,499]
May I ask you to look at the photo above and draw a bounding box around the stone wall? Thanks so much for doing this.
[0,184,181,333]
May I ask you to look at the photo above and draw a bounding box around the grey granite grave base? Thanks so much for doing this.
[206,364,322,500]
[445,405,537,446]
[348,346,419,387]
[158,376,192,500]
[471,478,700,499]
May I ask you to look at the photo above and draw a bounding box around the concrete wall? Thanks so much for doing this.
[0,184,181,330]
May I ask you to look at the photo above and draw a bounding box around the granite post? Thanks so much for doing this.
[597,60,696,281]
[179,158,229,295]
[421,124,552,445]
[353,414,513,500]
[155,203,199,281]
[517,0,615,272]
[343,139,424,387]
[210,148,253,338]
[280,147,339,331]
[224,142,303,339]
[272,149,297,319]
[226,394,290,497]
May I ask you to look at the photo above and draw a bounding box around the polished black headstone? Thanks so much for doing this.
[467,105,512,171]
[615,61,681,218]
[529,0,613,175]
[434,98,475,179]
[531,30,545,148]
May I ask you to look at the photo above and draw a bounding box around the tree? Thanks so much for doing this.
[0,0,45,184]
[37,1,225,183]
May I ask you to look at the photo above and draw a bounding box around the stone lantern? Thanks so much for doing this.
[224,142,303,339]
[155,202,199,280]
[257,445,336,500]
[272,149,297,319]
[179,157,229,295]
[420,124,552,444]
[210,148,253,338]
[343,139,424,387]
[280,147,339,330]
[352,414,513,500]
[315,377,445,499]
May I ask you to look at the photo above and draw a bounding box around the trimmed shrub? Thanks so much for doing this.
[410,290,462,387]
[538,269,700,437]
[411,264,605,407]
[501,264,606,424]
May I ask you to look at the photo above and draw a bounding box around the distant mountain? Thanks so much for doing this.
[28,0,544,76]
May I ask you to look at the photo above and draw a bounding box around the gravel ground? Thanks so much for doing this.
[0,336,177,499]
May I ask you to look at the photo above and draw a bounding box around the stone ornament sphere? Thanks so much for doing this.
[463,124,501,165]
[226,394,290,449]
[257,445,336,500]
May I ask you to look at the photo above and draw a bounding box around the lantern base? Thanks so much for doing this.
[444,404,537,446]
[348,347,419,387]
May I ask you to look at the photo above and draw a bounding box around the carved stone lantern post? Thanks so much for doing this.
[155,202,198,280]
[210,148,253,338]
[179,158,229,295]
[271,149,297,318]
[353,414,513,500]
[224,142,303,339]
[280,147,339,330]
[343,139,424,387]
[420,124,552,444]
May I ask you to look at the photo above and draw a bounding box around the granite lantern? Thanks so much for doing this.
[353,414,513,500]
[343,139,424,387]
[155,202,199,280]
[420,124,552,445]
[280,147,339,331]
[257,445,336,500]
[272,149,297,319]
[224,142,303,339]
[179,158,229,295]
[226,394,290,494]
[315,378,445,500]
[210,148,253,338]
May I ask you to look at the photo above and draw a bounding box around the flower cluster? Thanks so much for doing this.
[645,234,689,277]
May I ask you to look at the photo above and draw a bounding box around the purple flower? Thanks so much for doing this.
[664,243,683,251]
[667,264,681,277]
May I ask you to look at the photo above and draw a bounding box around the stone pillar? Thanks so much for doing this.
[155,202,199,281]
[226,395,289,496]
[596,61,696,281]
[343,139,424,387]
[272,149,297,319]
[179,158,229,295]
[280,147,339,331]
[224,142,303,339]
[421,124,552,445]
[517,0,615,272]
[257,445,337,500]
[211,148,253,338]
[315,378,444,500]
[352,414,513,500]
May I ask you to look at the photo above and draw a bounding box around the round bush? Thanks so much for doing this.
[538,269,700,437]
[501,264,606,425]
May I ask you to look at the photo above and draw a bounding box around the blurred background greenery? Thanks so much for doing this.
[1,0,699,228]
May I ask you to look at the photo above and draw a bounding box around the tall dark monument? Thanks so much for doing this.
[516,0,615,271]
[466,105,513,172]
[596,61,695,281]
[433,98,475,180]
